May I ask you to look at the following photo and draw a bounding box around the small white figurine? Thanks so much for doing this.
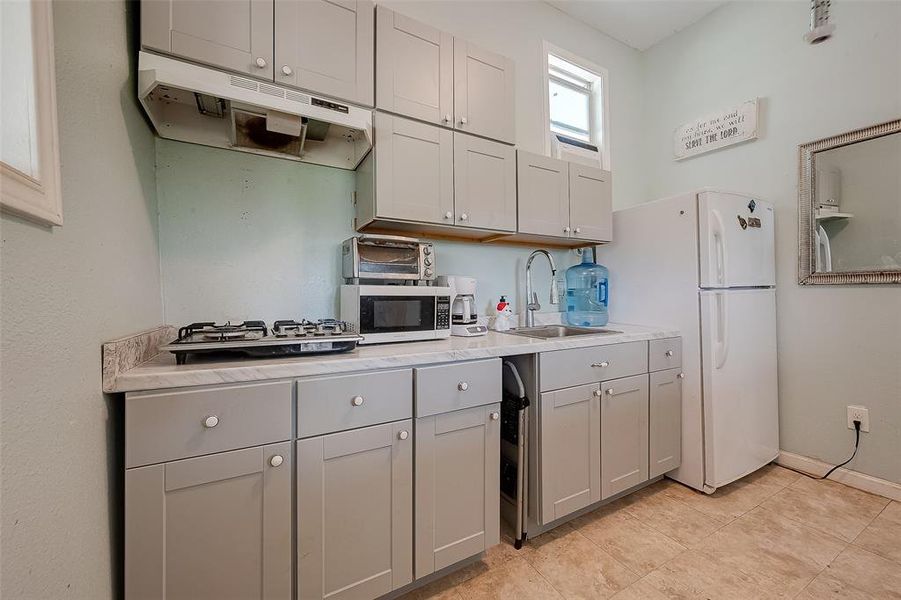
[492,295,515,332]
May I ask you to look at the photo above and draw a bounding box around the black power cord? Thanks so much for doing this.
[821,419,862,480]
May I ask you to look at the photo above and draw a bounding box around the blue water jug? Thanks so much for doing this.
[564,251,609,327]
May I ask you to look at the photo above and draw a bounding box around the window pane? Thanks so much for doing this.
[549,80,589,136]
[1,0,39,178]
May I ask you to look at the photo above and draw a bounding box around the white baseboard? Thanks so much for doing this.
[777,450,901,502]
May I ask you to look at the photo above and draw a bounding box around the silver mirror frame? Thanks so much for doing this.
[798,119,901,285]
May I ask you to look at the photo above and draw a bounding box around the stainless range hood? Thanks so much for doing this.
[137,51,372,170]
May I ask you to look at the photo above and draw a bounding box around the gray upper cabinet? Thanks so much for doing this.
[371,111,454,224]
[517,150,570,237]
[376,6,453,125]
[454,40,515,144]
[454,133,516,231]
[569,163,613,243]
[125,442,292,600]
[297,420,413,600]
[600,374,649,499]
[650,368,683,478]
[415,403,500,578]
[538,382,601,524]
[141,0,275,79]
[275,0,374,106]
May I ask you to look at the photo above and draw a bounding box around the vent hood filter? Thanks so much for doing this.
[137,51,372,170]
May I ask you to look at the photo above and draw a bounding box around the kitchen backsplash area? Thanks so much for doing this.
[156,139,576,324]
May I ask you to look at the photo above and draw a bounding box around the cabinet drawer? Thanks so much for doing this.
[649,337,682,372]
[414,359,501,417]
[539,342,648,391]
[125,381,292,468]
[297,369,413,438]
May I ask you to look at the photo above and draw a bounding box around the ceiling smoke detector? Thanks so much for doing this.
[805,0,836,44]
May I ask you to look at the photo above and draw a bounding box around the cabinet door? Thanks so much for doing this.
[538,383,601,524]
[650,368,683,478]
[125,442,292,600]
[141,0,274,80]
[516,151,570,237]
[453,40,515,143]
[569,163,612,243]
[375,112,454,224]
[416,404,500,578]
[600,374,649,499]
[376,6,453,125]
[297,421,413,600]
[454,133,516,232]
[275,0,374,106]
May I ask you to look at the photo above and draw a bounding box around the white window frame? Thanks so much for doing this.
[1,0,63,226]
[540,41,611,171]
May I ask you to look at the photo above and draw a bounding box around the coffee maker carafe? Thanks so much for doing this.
[437,275,488,337]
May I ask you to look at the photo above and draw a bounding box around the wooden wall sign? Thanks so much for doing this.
[674,98,758,160]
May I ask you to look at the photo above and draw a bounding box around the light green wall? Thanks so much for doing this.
[157,139,577,324]
[641,0,901,483]
[0,1,162,597]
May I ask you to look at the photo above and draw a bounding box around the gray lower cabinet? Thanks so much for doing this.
[600,374,650,499]
[650,368,683,478]
[537,382,601,524]
[274,0,374,106]
[141,0,274,80]
[297,420,413,600]
[415,403,501,578]
[125,442,293,600]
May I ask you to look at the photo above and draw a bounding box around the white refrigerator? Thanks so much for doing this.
[597,189,778,493]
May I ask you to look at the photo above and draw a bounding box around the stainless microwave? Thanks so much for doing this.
[340,285,451,344]
[342,235,436,282]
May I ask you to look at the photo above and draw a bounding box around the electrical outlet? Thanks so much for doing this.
[847,405,870,433]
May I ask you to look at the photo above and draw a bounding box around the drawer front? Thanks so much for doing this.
[649,337,682,372]
[539,342,648,391]
[414,359,501,417]
[126,381,292,468]
[297,369,413,438]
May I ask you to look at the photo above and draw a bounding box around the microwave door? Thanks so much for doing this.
[359,295,435,334]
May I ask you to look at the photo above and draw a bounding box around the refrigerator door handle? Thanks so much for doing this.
[712,209,727,285]
[715,293,729,369]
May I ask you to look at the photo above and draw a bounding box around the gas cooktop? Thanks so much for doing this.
[161,320,363,364]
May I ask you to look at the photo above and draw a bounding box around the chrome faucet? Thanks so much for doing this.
[525,249,559,327]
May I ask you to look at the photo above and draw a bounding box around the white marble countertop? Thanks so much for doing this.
[105,323,679,393]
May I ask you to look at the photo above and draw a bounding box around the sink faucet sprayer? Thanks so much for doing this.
[525,249,558,327]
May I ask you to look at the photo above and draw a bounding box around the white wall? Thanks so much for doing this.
[0,1,163,597]
[158,0,644,322]
[641,1,901,483]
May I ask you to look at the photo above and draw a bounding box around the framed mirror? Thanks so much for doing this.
[799,119,901,285]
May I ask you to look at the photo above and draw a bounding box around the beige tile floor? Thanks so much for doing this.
[401,465,901,600]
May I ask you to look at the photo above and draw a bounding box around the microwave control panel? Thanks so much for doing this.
[436,296,451,330]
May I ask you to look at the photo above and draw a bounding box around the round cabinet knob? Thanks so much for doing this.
[398,430,409,441]
[678,372,685,379]
[444,211,453,220]
[281,65,293,76]
[203,415,219,428]
[351,395,364,407]
[563,226,571,233]
[574,227,582,234]
[459,116,468,125]
[458,382,469,392]
[593,389,603,397]
[255,57,268,68]
[665,350,674,357]
[443,114,452,123]
[605,388,614,395]
[460,213,469,221]
[424,258,433,266]
[490,412,500,421]
[269,455,284,467]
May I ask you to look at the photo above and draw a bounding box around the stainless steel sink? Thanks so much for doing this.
[503,325,622,339]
